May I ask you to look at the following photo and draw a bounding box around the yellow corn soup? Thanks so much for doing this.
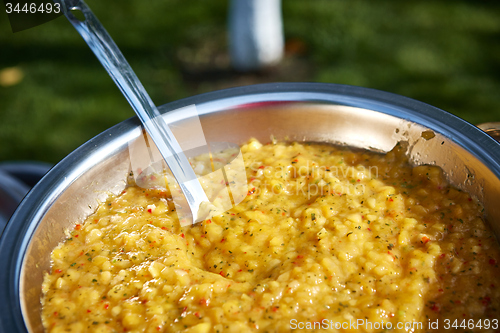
[41,139,500,332]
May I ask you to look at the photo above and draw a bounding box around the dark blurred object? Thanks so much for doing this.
[0,169,28,236]
[0,161,52,235]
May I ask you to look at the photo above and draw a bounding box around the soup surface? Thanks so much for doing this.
[41,139,500,332]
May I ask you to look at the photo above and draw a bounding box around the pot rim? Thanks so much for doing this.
[1,82,499,332]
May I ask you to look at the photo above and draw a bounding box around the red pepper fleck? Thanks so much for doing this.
[161,227,167,230]
[74,234,79,238]
[489,258,496,265]
[199,298,208,306]
[87,309,91,313]
[53,312,58,317]
[357,179,360,182]
[258,165,265,169]
[219,271,225,277]
[468,198,472,201]
[148,209,152,213]
[439,253,446,259]
[75,224,81,230]
[220,238,226,243]
[104,304,109,309]
[297,255,304,259]
[388,198,394,202]
[272,307,279,312]
[181,233,185,238]
[430,304,439,312]
[367,228,371,231]
[238,269,243,272]
[455,300,461,304]
[482,297,491,305]
[156,327,161,331]
[422,236,430,244]
[55,269,62,274]
[121,190,127,194]
[438,289,443,292]
[194,312,201,318]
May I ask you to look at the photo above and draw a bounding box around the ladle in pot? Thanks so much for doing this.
[57,0,215,225]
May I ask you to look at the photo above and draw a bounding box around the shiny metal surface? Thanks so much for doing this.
[59,0,210,224]
[0,83,499,332]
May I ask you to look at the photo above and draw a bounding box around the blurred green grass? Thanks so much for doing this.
[1,0,499,164]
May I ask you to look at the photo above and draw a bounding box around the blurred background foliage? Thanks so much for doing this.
[1,0,499,164]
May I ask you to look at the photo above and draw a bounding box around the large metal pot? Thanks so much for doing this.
[1,83,500,332]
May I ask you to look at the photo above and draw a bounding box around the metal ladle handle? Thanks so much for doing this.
[57,0,209,223]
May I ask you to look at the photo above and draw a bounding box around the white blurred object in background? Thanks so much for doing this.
[229,0,284,71]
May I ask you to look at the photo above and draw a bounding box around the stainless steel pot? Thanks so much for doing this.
[1,83,500,332]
